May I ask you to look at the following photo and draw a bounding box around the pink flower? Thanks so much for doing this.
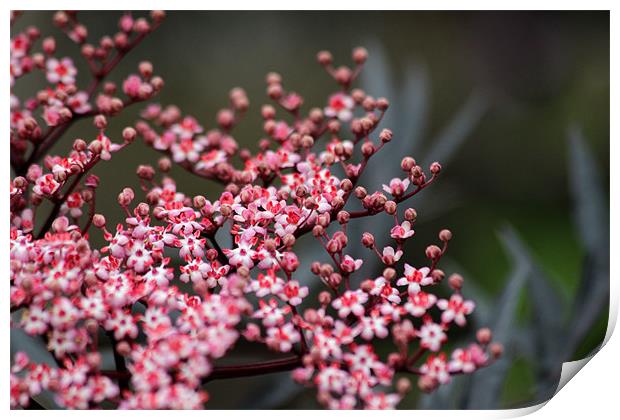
[369,277,401,304]
[437,294,475,326]
[324,93,354,122]
[43,105,62,126]
[123,74,143,98]
[419,354,451,385]
[396,265,432,294]
[357,311,389,340]
[46,57,77,85]
[266,322,301,352]
[67,91,91,114]
[172,116,203,139]
[382,177,410,197]
[390,220,414,239]
[340,254,363,273]
[278,280,309,306]
[404,291,437,317]
[381,246,403,265]
[417,321,447,352]
[9,36,497,409]
[332,290,368,318]
[33,174,61,196]
[224,240,257,268]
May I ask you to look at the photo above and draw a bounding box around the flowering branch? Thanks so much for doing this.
[10,11,502,410]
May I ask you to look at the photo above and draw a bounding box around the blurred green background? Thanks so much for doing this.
[12,11,609,409]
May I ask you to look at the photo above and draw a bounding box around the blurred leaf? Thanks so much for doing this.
[418,374,467,410]
[359,39,396,119]
[423,91,488,168]
[11,314,60,409]
[240,372,302,409]
[498,226,565,403]
[567,125,608,258]
[396,60,430,152]
[565,126,609,353]
[462,227,530,409]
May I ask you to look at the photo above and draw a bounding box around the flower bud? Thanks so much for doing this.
[431,269,445,283]
[384,200,397,215]
[379,128,393,143]
[311,261,321,275]
[217,109,235,129]
[94,114,108,129]
[383,267,396,281]
[261,104,276,120]
[425,245,442,260]
[134,18,150,34]
[448,273,464,290]
[362,232,375,248]
[360,279,375,293]
[312,225,324,237]
[317,50,333,66]
[150,10,166,22]
[301,135,314,149]
[334,66,352,86]
[352,47,368,64]
[136,164,155,180]
[361,141,375,157]
[404,208,417,221]
[418,376,438,393]
[86,352,102,370]
[158,157,171,172]
[354,186,367,199]
[476,328,493,345]
[116,341,131,356]
[439,229,452,242]
[318,291,332,306]
[337,210,350,224]
[121,127,136,143]
[93,214,106,228]
[42,37,56,55]
[139,61,153,78]
[490,342,504,359]
[430,161,442,175]
[376,97,390,111]
[396,378,412,395]
[88,140,103,154]
[73,138,87,151]
[283,233,296,248]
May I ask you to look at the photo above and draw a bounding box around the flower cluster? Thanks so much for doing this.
[10,11,501,410]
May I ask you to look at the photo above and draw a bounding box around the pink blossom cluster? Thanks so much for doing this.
[10,11,502,410]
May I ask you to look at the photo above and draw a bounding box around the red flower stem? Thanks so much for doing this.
[348,174,438,219]
[82,188,97,234]
[105,331,130,393]
[101,354,303,383]
[35,155,100,239]
[17,25,158,176]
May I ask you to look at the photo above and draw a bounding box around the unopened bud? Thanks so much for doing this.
[379,128,393,143]
[425,245,442,260]
[477,328,493,345]
[94,114,107,129]
[384,200,397,215]
[352,47,368,64]
[318,291,332,306]
[93,214,106,228]
[490,342,504,358]
[122,127,137,142]
[448,273,464,290]
[396,378,412,394]
[317,50,333,66]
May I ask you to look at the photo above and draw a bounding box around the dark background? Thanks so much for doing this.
[12,11,610,409]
